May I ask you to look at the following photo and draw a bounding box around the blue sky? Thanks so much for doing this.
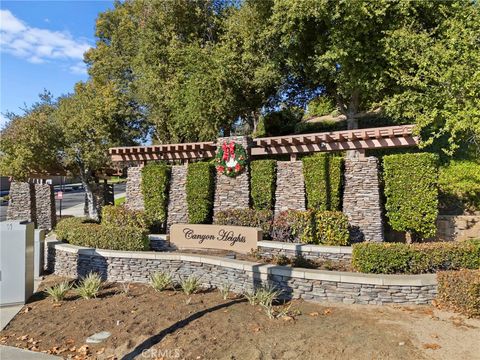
[0,0,114,127]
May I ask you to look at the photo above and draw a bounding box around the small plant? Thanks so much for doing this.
[256,285,283,319]
[180,276,201,295]
[44,281,71,302]
[272,254,290,266]
[219,283,232,300]
[292,255,316,269]
[119,282,132,296]
[243,291,259,305]
[75,272,102,299]
[150,272,173,292]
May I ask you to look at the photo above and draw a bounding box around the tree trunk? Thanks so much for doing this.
[78,164,100,221]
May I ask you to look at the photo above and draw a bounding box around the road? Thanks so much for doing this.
[0,183,126,222]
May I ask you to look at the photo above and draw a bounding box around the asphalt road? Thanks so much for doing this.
[0,183,126,222]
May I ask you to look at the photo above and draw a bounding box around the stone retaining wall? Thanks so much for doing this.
[274,161,306,214]
[436,215,480,241]
[34,184,56,230]
[167,165,188,229]
[47,241,436,305]
[7,182,36,225]
[343,157,384,242]
[126,167,144,210]
[257,241,352,262]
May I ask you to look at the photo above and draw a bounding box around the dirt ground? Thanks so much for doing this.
[1,276,479,360]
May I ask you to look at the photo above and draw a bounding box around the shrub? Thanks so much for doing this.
[271,210,315,243]
[383,153,439,240]
[352,239,480,274]
[437,269,480,317]
[141,163,170,228]
[55,217,90,239]
[251,160,276,210]
[438,160,480,214]
[214,209,273,238]
[150,272,173,292]
[101,205,151,229]
[56,220,149,251]
[44,281,71,302]
[186,162,214,223]
[302,153,343,211]
[75,273,102,299]
[316,211,350,245]
[219,283,232,300]
[114,196,126,206]
[180,276,201,295]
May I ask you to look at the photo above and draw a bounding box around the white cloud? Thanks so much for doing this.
[69,61,88,75]
[0,9,91,73]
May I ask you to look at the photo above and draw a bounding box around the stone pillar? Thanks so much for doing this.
[126,166,144,210]
[167,165,188,229]
[274,161,306,214]
[34,184,56,230]
[7,182,36,225]
[343,157,384,242]
[213,136,251,218]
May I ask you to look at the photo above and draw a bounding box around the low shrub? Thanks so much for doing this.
[101,205,151,229]
[214,209,273,238]
[55,217,90,239]
[44,281,71,302]
[186,162,215,224]
[150,272,173,292]
[56,219,149,251]
[271,210,315,243]
[141,163,170,228]
[315,211,350,246]
[180,276,201,295]
[352,239,480,274]
[75,272,102,299]
[250,160,276,210]
[437,269,480,317]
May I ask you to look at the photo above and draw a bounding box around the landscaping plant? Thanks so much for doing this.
[150,272,173,292]
[102,205,151,230]
[180,276,201,295]
[250,160,276,210]
[186,162,215,223]
[141,163,170,230]
[437,269,480,317]
[75,272,103,299]
[44,281,71,302]
[214,209,273,238]
[315,211,350,246]
[219,283,232,300]
[271,210,315,243]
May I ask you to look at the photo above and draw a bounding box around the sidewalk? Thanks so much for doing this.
[0,346,62,360]
[59,192,126,217]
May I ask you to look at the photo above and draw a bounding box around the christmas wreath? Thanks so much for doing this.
[215,140,248,177]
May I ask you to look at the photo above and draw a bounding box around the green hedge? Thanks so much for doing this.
[271,210,315,243]
[383,153,439,239]
[302,153,342,211]
[102,205,151,229]
[141,163,170,228]
[186,162,214,223]
[438,160,480,214]
[55,218,148,251]
[352,239,480,274]
[437,269,480,317]
[315,211,350,246]
[250,160,276,210]
[213,209,273,238]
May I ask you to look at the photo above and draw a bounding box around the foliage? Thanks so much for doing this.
[256,285,283,319]
[114,196,126,206]
[315,211,350,246]
[219,283,232,300]
[271,210,315,243]
[438,160,480,214]
[303,153,343,211]
[352,239,480,274]
[383,153,439,240]
[383,3,480,155]
[55,219,149,251]
[180,276,201,295]
[141,163,170,228]
[437,269,480,318]
[305,96,336,118]
[55,217,91,240]
[44,281,71,302]
[0,91,63,180]
[75,272,103,299]
[150,272,173,292]
[294,120,344,135]
[250,160,276,210]
[254,107,304,138]
[101,205,151,229]
[214,209,273,238]
[186,162,215,224]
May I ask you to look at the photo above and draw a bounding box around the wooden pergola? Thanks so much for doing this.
[109,124,418,164]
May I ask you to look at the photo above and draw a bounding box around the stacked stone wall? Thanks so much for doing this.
[343,157,384,242]
[167,165,188,229]
[34,184,56,230]
[274,161,305,214]
[126,167,144,210]
[7,182,36,225]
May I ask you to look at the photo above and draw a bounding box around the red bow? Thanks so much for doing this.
[222,141,235,161]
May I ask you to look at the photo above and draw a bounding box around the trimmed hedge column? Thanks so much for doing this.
[7,182,36,225]
[186,162,214,223]
[34,183,56,230]
[126,166,144,210]
[167,165,189,229]
[213,136,251,218]
[343,157,384,242]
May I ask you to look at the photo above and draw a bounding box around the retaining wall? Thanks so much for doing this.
[47,241,437,305]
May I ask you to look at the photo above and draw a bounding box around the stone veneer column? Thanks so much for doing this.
[213,136,251,218]
[343,157,384,242]
[126,166,144,210]
[7,182,36,225]
[274,161,306,214]
[167,165,188,229]
[34,183,56,230]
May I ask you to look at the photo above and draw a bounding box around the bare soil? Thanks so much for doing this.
[1,276,479,360]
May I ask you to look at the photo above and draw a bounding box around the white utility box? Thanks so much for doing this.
[0,221,35,306]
